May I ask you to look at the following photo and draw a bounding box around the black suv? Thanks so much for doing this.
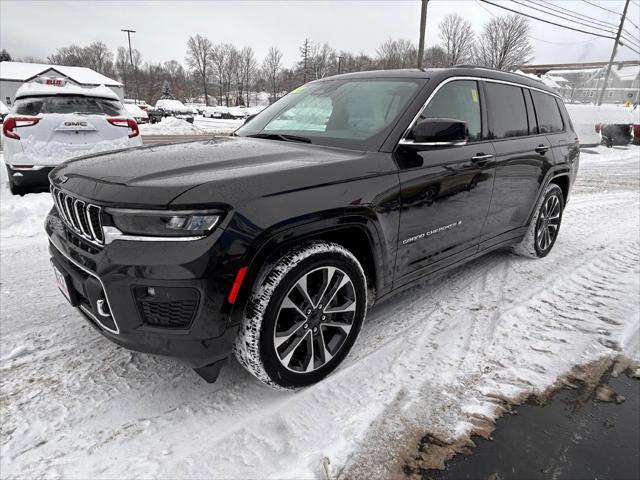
[45,67,579,389]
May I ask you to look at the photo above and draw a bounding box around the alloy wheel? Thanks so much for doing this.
[273,266,357,373]
[536,194,561,252]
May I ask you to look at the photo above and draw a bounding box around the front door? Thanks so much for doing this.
[394,79,496,286]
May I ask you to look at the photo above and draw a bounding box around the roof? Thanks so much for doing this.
[319,67,559,95]
[0,61,122,87]
[615,65,640,81]
[15,82,120,100]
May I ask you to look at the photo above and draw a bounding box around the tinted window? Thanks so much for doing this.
[418,80,481,141]
[236,79,422,150]
[531,91,564,133]
[485,83,528,139]
[13,95,123,116]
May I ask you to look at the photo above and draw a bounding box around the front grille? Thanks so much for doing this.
[51,187,104,245]
[140,299,198,329]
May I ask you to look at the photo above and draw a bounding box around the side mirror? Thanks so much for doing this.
[405,118,469,146]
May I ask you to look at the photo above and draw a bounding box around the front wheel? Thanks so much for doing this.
[234,241,367,390]
[514,183,564,258]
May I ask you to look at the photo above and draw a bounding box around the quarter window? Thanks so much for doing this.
[531,91,564,133]
[418,80,482,142]
[485,82,528,139]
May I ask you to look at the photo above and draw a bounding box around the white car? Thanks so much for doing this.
[123,102,149,124]
[203,106,246,119]
[2,80,141,195]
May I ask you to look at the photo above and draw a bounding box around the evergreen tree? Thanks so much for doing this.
[160,80,174,99]
[0,49,12,62]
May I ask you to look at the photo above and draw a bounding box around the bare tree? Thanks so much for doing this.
[84,41,114,75]
[299,38,312,83]
[0,49,11,62]
[474,14,533,70]
[310,42,336,79]
[262,46,283,103]
[47,45,87,66]
[439,14,474,66]
[424,46,447,68]
[239,47,257,106]
[376,38,416,70]
[186,34,214,105]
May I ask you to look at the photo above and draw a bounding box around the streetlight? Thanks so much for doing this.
[121,29,140,102]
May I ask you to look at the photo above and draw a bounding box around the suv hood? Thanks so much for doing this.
[50,136,367,207]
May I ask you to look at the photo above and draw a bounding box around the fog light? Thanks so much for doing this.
[147,287,156,296]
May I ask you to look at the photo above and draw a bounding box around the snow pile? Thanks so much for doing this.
[15,82,119,100]
[566,103,639,144]
[139,116,244,135]
[8,134,132,166]
[0,159,52,243]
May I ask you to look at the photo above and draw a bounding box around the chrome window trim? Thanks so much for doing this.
[399,75,562,145]
[50,241,120,335]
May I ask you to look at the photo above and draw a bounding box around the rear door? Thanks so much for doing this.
[480,82,553,246]
[394,79,496,285]
[530,91,579,192]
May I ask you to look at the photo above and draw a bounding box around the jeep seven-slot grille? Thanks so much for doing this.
[51,187,104,245]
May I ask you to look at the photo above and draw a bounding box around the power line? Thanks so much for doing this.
[478,0,617,39]
[513,0,618,35]
[582,0,622,16]
[532,0,619,30]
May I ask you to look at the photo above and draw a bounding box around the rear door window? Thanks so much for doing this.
[13,95,124,116]
[485,82,528,139]
[531,91,564,133]
[417,80,482,141]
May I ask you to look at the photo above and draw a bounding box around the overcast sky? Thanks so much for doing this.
[1,0,638,68]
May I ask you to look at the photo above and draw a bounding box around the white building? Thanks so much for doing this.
[0,61,123,107]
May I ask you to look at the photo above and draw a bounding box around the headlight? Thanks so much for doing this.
[106,208,222,237]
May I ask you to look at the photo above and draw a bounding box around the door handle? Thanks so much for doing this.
[471,153,494,164]
[535,145,550,154]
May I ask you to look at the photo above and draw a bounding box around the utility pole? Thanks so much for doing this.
[337,55,344,74]
[121,29,140,103]
[416,0,429,69]
[597,0,629,106]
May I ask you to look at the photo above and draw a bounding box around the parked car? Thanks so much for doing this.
[45,67,579,388]
[202,106,223,118]
[185,103,206,115]
[123,103,149,124]
[202,106,246,119]
[595,122,633,147]
[147,99,194,124]
[3,80,141,195]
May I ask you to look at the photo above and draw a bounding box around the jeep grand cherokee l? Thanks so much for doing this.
[45,67,579,389]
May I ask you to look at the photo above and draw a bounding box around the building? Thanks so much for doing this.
[0,61,123,107]
[518,60,640,104]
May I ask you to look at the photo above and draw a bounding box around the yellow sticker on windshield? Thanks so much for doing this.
[291,86,305,94]
[471,89,478,103]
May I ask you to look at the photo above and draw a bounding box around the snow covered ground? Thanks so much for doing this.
[139,116,244,136]
[1,143,639,479]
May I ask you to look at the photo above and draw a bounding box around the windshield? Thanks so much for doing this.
[13,95,124,116]
[235,78,423,150]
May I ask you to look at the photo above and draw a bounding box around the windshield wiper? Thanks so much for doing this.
[247,133,312,144]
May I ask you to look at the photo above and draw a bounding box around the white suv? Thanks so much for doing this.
[2,80,142,195]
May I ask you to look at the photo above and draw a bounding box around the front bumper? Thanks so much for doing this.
[5,165,54,188]
[45,207,239,371]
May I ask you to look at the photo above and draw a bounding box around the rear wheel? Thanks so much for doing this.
[514,183,564,258]
[234,241,367,389]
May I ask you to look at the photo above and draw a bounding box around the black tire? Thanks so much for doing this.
[513,183,564,258]
[7,175,26,196]
[234,241,367,390]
